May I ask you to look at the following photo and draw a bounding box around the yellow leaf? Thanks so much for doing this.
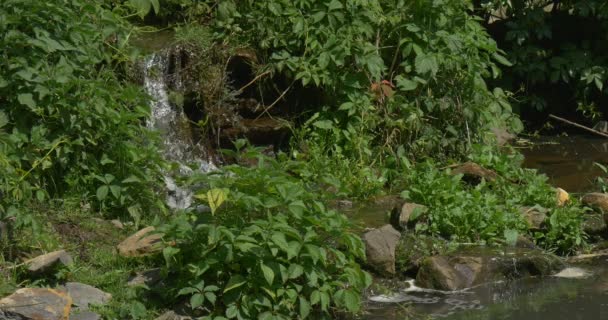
[207,188,229,214]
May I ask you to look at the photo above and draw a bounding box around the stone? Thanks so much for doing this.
[553,267,590,279]
[583,214,607,235]
[515,235,536,249]
[362,224,402,275]
[24,250,73,274]
[127,268,163,287]
[582,193,608,213]
[566,250,608,264]
[416,256,483,291]
[415,248,564,291]
[0,288,72,320]
[556,188,569,206]
[117,226,163,257]
[519,207,547,230]
[70,310,102,320]
[450,162,498,184]
[58,282,111,310]
[110,219,124,229]
[155,310,192,320]
[391,202,427,230]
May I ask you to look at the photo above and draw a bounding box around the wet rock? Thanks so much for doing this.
[221,118,290,146]
[416,256,483,291]
[553,267,590,279]
[128,268,163,287]
[415,248,564,291]
[556,188,569,206]
[515,235,536,249]
[583,214,607,236]
[0,288,72,320]
[395,234,448,275]
[519,207,547,230]
[363,224,401,275]
[390,202,427,230]
[450,162,498,184]
[70,310,102,320]
[582,193,608,213]
[58,282,111,310]
[24,250,73,274]
[117,226,163,257]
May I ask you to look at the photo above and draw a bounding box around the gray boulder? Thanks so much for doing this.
[363,224,401,275]
[0,288,72,320]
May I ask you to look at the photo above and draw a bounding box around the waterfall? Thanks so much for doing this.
[143,51,217,209]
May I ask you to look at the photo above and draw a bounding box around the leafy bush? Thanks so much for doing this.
[158,145,371,319]
[0,0,166,224]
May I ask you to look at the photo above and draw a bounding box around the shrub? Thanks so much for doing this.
[158,146,371,319]
[0,0,166,224]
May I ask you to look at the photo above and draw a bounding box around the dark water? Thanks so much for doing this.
[521,135,608,193]
[356,135,608,320]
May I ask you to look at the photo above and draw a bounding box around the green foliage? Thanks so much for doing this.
[401,145,584,254]
[479,1,608,116]
[0,0,166,225]
[158,145,371,319]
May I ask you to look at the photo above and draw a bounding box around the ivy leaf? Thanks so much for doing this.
[261,263,275,285]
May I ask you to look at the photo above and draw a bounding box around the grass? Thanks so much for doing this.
[0,201,168,319]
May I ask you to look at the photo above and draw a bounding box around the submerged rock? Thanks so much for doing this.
[117,226,163,257]
[0,288,72,320]
[24,250,73,274]
[363,224,401,275]
[450,162,498,184]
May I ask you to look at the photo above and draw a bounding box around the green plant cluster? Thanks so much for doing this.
[401,145,585,254]
[0,0,166,226]
[157,143,371,319]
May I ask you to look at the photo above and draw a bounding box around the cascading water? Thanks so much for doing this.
[143,50,217,209]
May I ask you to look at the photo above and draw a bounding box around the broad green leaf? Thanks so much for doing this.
[223,275,246,293]
[288,264,304,279]
[342,289,360,312]
[299,297,311,318]
[190,293,204,308]
[313,120,333,130]
[96,185,109,201]
[261,263,275,285]
[396,76,418,91]
[226,304,239,319]
[0,111,8,128]
[17,93,36,109]
[327,0,343,11]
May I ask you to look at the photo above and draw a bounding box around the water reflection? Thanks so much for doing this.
[521,135,608,192]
